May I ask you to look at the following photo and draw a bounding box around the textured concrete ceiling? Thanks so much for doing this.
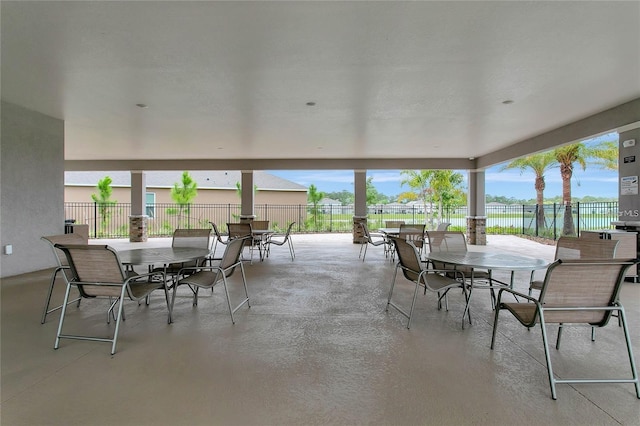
[2,1,639,170]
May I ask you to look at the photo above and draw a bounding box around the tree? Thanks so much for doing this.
[553,143,590,235]
[325,190,354,205]
[170,171,198,227]
[430,170,466,225]
[501,152,557,230]
[590,140,618,171]
[366,177,386,205]
[400,170,436,226]
[307,184,324,230]
[554,139,619,235]
[91,176,117,235]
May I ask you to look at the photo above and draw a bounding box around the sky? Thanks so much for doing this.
[268,167,619,200]
[268,134,622,201]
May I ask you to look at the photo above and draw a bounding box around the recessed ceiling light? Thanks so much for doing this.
[502,100,514,105]
[136,103,148,108]
[306,101,316,106]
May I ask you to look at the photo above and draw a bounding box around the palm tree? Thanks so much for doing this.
[553,143,590,235]
[501,152,557,230]
[590,140,618,171]
[400,170,436,226]
[430,170,465,227]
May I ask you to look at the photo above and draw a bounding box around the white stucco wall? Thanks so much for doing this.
[1,101,64,277]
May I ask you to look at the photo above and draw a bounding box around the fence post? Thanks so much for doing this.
[553,203,557,240]
[576,201,580,236]
[93,202,97,238]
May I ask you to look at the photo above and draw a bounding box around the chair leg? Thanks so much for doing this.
[618,305,640,399]
[109,287,129,355]
[490,300,501,349]
[41,267,81,324]
[54,283,73,350]
[288,239,295,260]
[537,311,558,400]
[406,281,421,329]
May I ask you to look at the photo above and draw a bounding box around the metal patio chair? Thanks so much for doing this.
[40,233,87,323]
[54,244,169,355]
[491,258,640,400]
[171,237,251,324]
[386,236,468,329]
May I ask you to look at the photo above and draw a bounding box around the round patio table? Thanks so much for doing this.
[427,251,548,327]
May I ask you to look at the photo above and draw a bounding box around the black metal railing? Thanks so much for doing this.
[64,201,620,239]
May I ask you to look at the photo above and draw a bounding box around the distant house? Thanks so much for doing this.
[318,197,342,214]
[65,170,308,206]
[65,171,309,230]
[486,202,507,213]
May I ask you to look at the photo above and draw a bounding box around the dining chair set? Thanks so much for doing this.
[212,221,296,262]
[383,229,640,400]
[357,221,451,262]
[41,226,252,355]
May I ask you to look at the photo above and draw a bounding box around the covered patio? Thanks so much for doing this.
[2,234,638,425]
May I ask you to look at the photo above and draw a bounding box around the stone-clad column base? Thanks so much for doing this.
[129,215,148,242]
[353,216,367,244]
[466,216,486,246]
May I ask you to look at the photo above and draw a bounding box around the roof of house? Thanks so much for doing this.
[319,197,341,205]
[65,171,307,192]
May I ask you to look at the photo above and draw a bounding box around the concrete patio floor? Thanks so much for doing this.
[1,234,639,425]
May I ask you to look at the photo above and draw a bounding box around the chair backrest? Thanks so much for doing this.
[436,222,451,231]
[219,237,249,278]
[210,222,227,243]
[385,220,405,227]
[389,236,423,283]
[282,222,295,240]
[251,220,269,230]
[358,222,373,242]
[399,224,425,247]
[426,231,467,253]
[172,228,211,249]
[538,258,638,325]
[42,233,88,267]
[55,244,126,298]
[554,236,618,260]
[227,222,252,239]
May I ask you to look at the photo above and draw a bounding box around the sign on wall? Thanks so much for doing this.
[621,176,638,195]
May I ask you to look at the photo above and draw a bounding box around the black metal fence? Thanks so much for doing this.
[64,201,620,239]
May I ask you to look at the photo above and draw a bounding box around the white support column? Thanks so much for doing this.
[129,171,148,242]
[240,170,255,222]
[467,170,486,245]
[353,170,368,243]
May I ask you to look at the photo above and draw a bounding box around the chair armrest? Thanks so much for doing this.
[427,268,465,282]
[125,270,166,285]
[495,287,538,304]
